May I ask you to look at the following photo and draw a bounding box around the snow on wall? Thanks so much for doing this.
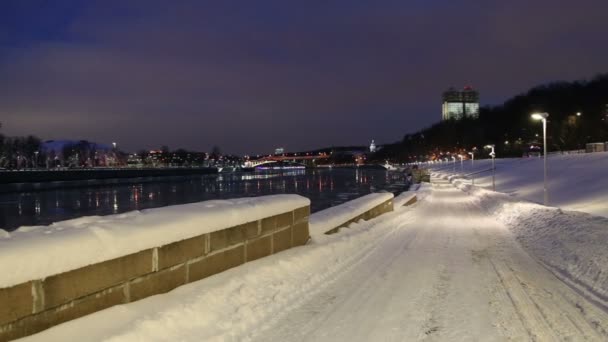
[309,192,393,236]
[393,191,416,208]
[449,177,608,304]
[0,195,310,288]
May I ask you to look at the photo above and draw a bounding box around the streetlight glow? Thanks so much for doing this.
[530,112,549,205]
[531,112,549,120]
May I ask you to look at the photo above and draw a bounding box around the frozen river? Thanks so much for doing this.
[0,168,409,231]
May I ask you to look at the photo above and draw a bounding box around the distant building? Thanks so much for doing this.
[442,86,479,120]
[369,140,376,153]
[274,147,284,155]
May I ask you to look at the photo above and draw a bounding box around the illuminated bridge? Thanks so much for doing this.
[245,153,330,168]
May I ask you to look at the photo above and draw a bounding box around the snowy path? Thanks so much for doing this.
[22,178,608,341]
[252,178,608,341]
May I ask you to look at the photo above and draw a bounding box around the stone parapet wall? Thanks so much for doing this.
[404,196,417,206]
[0,205,310,341]
[324,198,393,235]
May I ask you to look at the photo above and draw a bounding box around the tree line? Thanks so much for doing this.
[0,133,42,169]
[373,74,608,162]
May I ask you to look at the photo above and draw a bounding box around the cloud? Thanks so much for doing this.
[0,0,607,154]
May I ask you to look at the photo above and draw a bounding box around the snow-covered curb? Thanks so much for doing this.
[0,195,309,288]
[445,176,608,304]
[309,193,394,236]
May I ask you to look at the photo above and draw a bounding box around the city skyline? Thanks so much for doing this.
[1,1,607,154]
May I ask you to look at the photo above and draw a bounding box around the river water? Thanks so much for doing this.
[0,168,409,231]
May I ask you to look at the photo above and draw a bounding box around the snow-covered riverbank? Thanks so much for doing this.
[21,177,608,341]
[429,151,608,218]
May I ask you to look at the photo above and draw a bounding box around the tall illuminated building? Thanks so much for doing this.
[442,86,479,120]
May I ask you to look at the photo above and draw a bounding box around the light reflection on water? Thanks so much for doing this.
[0,169,409,231]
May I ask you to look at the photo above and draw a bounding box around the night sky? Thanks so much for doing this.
[1,1,607,155]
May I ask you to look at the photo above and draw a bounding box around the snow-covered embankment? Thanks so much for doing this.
[445,175,608,305]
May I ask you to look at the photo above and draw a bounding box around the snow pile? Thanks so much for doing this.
[0,195,310,288]
[23,210,411,342]
[309,192,394,236]
[429,152,608,218]
[448,177,608,304]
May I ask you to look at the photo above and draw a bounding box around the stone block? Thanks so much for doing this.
[158,234,206,270]
[242,221,260,240]
[0,285,124,342]
[129,265,187,302]
[292,221,310,246]
[0,282,32,326]
[272,227,292,254]
[294,206,310,222]
[246,235,272,261]
[384,200,394,212]
[188,246,245,282]
[276,212,294,229]
[260,216,276,234]
[405,196,417,206]
[43,249,153,309]
[261,212,293,234]
[210,225,245,253]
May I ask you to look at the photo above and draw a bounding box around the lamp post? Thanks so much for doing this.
[531,112,549,205]
[459,154,464,172]
[575,112,582,149]
[485,144,495,191]
[468,151,475,185]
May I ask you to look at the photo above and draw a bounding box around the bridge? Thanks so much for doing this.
[245,153,330,168]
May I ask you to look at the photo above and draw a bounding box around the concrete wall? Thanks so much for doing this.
[323,192,418,235]
[403,195,417,206]
[324,198,394,235]
[0,205,310,341]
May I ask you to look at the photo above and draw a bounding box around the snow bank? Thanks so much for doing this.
[309,193,394,236]
[429,152,608,218]
[448,177,608,304]
[0,195,309,288]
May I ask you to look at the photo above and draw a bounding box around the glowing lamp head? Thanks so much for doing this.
[531,112,549,120]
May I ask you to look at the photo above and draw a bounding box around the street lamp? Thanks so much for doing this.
[531,112,549,205]
[468,151,475,185]
[459,154,464,172]
[485,144,496,191]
